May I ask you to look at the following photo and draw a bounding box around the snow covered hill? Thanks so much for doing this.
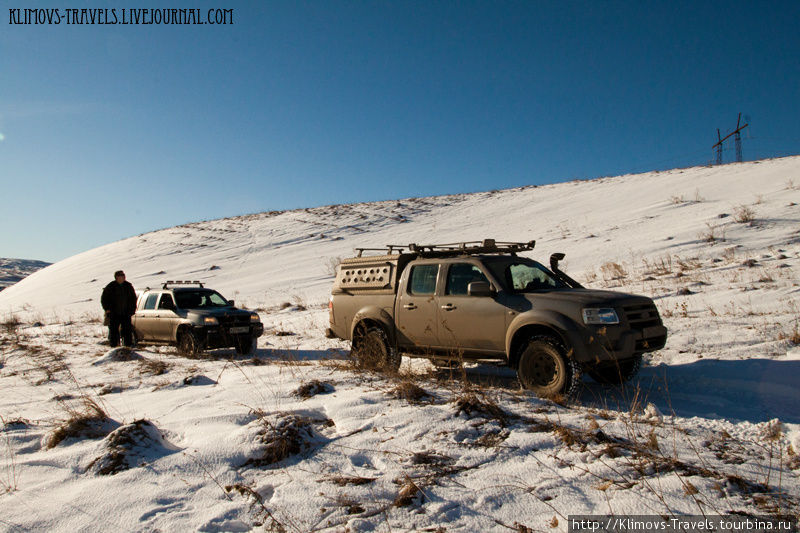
[1,157,799,531]
[0,258,50,291]
[2,157,799,320]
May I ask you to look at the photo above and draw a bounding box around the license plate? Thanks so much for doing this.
[229,326,249,334]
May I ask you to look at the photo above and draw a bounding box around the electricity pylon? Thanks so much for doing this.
[713,113,749,164]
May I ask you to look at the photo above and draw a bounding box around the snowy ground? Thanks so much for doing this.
[1,157,799,531]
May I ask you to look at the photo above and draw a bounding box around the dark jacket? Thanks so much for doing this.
[101,280,137,316]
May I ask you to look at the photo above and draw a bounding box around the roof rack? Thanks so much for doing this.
[354,239,535,258]
[162,280,204,289]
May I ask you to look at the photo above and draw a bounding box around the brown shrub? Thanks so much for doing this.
[45,401,117,449]
[292,380,332,399]
[390,380,431,403]
[733,204,756,223]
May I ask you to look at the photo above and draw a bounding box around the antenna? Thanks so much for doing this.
[712,113,749,164]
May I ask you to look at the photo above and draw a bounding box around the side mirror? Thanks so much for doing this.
[550,252,565,271]
[227,300,235,307]
[468,281,495,297]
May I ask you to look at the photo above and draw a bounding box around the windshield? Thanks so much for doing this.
[486,259,567,292]
[174,290,230,309]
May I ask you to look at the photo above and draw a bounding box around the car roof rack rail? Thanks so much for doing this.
[162,280,204,288]
[354,239,535,258]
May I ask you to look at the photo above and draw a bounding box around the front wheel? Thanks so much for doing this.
[517,336,580,399]
[235,335,256,355]
[351,326,401,372]
[177,330,204,357]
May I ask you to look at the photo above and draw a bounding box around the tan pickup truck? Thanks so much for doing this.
[326,240,667,398]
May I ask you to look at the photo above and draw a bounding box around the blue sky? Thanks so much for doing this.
[2,1,799,262]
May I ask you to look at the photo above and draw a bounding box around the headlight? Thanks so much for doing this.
[582,308,619,325]
[250,313,260,322]
[203,317,219,325]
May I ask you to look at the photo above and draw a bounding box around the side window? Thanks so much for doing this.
[158,293,175,310]
[446,263,489,295]
[143,293,159,310]
[408,264,439,295]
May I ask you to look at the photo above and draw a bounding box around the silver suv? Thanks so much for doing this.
[132,281,264,356]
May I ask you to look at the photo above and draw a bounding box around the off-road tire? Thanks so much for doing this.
[177,330,203,357]
[235,335,256,355]
[588,354,642,384]
[517,335,581,399]
[352,326,401,372]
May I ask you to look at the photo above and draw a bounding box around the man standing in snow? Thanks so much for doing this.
[101,270,137,348]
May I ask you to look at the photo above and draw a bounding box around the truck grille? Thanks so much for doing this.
[622,302,662,329]
[623,302,667,353]
[217,315,250,328]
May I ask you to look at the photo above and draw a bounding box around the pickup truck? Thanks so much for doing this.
[132,281,264,356]
[326,240,667,398]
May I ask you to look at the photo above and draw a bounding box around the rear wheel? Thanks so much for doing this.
[588,354,642,384]
[351,326,401,372]
[177,330,203,357]
[517,336,580,399]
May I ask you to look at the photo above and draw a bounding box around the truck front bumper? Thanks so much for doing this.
[201,322,264,349]
[567,324,667,364]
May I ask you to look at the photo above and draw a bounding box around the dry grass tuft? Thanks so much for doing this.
[292,380,333,399]
[733,204,756,224]
[138,357,169,376]
[410,451,452,466]
[323,475,376,486]
[646,429,660,451]
[453,392,509,426]
[699,223,724,243]
[1,315,21,335]
[45,400,116,449]
[554,425,578,447]
[393,476,423,507]
[600,262,627,281]
[86,419,162,475]
[325,256,342,277]
[778,322,800,346]
[244,412,329,467]
[474,429,510,448]
[390,379,431,403]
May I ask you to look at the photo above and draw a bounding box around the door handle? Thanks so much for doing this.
[441,304,456,311]
[403,303,417,310]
